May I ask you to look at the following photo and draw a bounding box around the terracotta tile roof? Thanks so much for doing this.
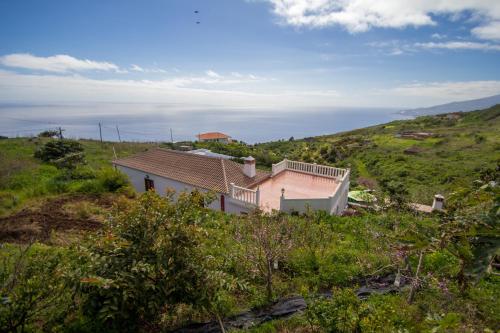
[197,132,231,140]
[112,148,270,194]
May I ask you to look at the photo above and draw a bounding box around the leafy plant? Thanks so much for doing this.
[0,244,72,332]
[34,140,84,166]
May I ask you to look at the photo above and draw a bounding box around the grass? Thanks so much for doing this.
[0,138,153,216]
[1,106,498,211]
[246,105,500,203]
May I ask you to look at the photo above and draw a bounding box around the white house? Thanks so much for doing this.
[196,132,232,143]
[113,148,350,215]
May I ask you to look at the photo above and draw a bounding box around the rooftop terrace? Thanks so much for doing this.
[252,170,339,212]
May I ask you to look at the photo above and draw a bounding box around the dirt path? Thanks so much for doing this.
[0,194,111,243]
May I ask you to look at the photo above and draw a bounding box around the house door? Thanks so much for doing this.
[145,178,155,191]
[220,195,225,212]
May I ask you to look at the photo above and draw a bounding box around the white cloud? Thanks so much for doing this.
[205,70,222,79]
[0,53,122,73]
[130,64,167,73]
[2,68,498,109]
[379,80,500,104]
[415,41,500,51]
[472,21,500,40]
[130,64,145,72]
[431,33,447,39]
[367,39,500,54]
[0,69,341,109]
[389,48,404,56]
[265,0,500,41]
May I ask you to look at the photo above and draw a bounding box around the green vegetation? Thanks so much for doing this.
[199,105,500,204]
[0,108,498,332]
[0,138,153,216]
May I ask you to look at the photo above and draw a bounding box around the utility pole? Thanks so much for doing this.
[116,125,122,143]
[98,122,103,144]
[170,128,174,143]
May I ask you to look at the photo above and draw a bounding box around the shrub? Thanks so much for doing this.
[45,177,70,194]
[306,291,415,333]
[38,130,59,138]
[69,165,97,180]
[76,191,220,331]
[34,140,84,163]
[72,179,104,194]
[305,288,361,332]
[0,244,73,332]
[97,168,129,192]
[53,152,85,169]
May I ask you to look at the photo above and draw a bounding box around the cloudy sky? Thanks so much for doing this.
[1,0,499,109]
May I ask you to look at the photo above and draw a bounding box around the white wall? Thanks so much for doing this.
[115,164,254,214]
[225,198,255,214]
[115,164,222,211]
[279,179,350,216]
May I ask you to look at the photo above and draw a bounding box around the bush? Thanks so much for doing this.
[72,179,104,194]
[97,168,129,192]
[34,140,84,163]
[0,244,73,332]
[53,152,85,169]
[76,191,219,331]
[69,165,97,180]
[306,290,416,333]
[38,130,59,138]
[45,177,70,194]
[306,288,361,332]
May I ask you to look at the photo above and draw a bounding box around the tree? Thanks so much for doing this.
[38,130,59,138]
[77,191,213,330]
[234,212,294,302]
[34,140,84,164]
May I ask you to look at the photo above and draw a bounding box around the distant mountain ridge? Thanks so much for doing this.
[400,94,500,116]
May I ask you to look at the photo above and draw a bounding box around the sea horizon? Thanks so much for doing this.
[0,103,410,144]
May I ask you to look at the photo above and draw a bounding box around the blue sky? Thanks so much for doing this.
[1,0,500,109]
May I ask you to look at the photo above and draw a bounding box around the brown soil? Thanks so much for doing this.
[0,194,114,243]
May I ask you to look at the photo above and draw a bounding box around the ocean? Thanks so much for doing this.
[0,103,410,143]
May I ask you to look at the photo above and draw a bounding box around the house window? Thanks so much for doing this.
[145,178,155,191]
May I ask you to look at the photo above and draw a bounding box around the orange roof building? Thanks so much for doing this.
[113,148,350,216]
[196,132,232,143]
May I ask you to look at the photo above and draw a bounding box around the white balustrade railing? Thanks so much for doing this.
[230,183,260,206]
[272,159,348,180]
[280,173,350,215]
[231,159,350,214]
[271,160,287,176]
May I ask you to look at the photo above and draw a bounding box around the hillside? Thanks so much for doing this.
[0,138,154,217]
[197,105,500,204]
[400,93,500,116]
[0,107,498,332]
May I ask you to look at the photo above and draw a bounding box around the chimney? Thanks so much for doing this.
[431,194,444,211]
[243,156,256,178]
